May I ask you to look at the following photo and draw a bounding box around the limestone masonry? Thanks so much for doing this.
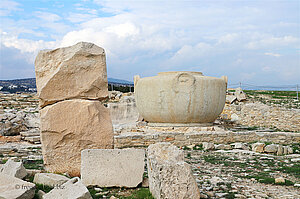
[35,42,113,176]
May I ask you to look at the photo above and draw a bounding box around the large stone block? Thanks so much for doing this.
[40,99,113,176]
[0,173,35,199]
[35,42,108,108]
[43,177,92,199]
[81,148,145,187]
[147,142,200,199]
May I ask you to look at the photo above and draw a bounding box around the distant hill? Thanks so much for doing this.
[0,77,133,93]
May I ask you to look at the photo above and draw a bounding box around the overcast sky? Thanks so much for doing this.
[0,0,299,87]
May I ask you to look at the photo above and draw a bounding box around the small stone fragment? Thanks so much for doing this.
[203,142,215,151]
[275,177,285,184]
[264,144,278,153]
[252,143,265,153]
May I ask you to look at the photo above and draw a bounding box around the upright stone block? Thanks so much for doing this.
[35,42,108,108]
[81,149,145,187]
[147,142,200,199]
[35,42,113,176]
[40,99,113,176]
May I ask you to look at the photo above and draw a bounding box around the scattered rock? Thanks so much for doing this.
[37,190,45,199]
[33,173,69,187]
[291,158,300,162]
[235,87,247,101]
[147,142,200,199]
[226,95,237,104]
[231,143,249,150]
[215,144,231,150]
[277,145,283,155]
[0,158,27,179]
[142,177,149,188]
[81,148,145,187]
[43,177,92,199]
[251,142,265,153]
[264,144,278,153]
[203,142,215,151]
[231,113,240,122]
[0,173,35,199]
[275,177,285,184]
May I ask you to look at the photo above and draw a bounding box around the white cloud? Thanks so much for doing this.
[0,0,21,16]
[34,11,61,22]
[264,52,281,57]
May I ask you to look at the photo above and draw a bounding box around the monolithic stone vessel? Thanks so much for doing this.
[134,71,227,126]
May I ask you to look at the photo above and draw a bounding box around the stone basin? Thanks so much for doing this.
[134,71,227,126]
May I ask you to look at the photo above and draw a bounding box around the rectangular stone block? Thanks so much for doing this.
[81,148,145,187]
[40,99,113,176]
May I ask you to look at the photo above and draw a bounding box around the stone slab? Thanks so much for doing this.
[81,148,145,187]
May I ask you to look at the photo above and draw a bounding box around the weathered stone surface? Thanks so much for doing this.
[235,87,246,101]
[277,145,284,155]
[33,173,69,187]
[0,173,35,199]
[35,42,108,108]
[275,177,285,184]
[43,177,92,199]
[135,71,227,124]
[203,142,215,151]
[40,99,113,176]
[264,144,278,153]
[252,143,265,153]
[226,95,237,104]
[147,143,200,199]
[0,159,27,179]
[215,144,231,150]
[81,149,145,187]
[231,143,249,150]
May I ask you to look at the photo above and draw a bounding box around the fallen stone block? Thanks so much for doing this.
[235,87,247,101]
[215,144,231,150]
[264,144,278,153]
[147,142,200,199]
[231,143,249,150]
[33,173,69,187]
[81,148,145,187]
[0,158,27,179]
[40,99,113,176]
[0,173,35,199]
[35,42,109,108]
[203,142,215,151]
[43,177,92,199]
[226,95,237,104]
[252,143,265,153]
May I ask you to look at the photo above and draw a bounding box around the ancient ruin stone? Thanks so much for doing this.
[81,149,145,187]
[43,177,92,199]
[252,143,265,153]
[235,87,247,101]
[40,99,113,176]
[147,142,200,199]
[33,173,69,187]
[35,42,108,108]
[264,144,278,153]
[0,173,35,199]
[0,158,27,179]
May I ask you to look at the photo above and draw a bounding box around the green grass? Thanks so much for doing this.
[23,159,44,170]
[120,188,154,199]
[276,163,300,179]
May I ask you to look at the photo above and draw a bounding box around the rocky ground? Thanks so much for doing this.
[1,90,300,198]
